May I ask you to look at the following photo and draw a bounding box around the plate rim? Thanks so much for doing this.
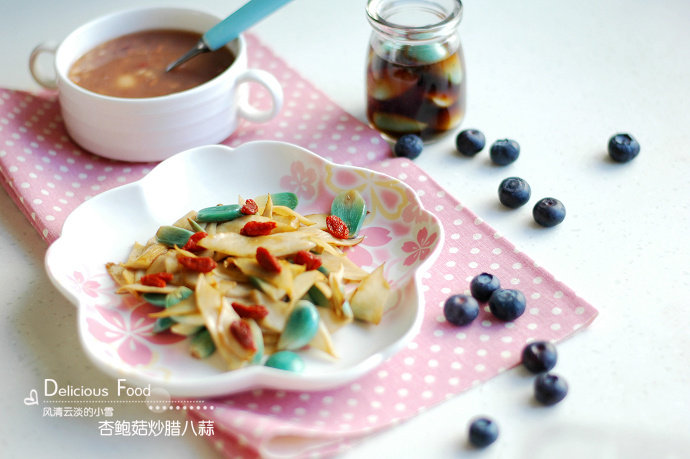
[44,140,445,396]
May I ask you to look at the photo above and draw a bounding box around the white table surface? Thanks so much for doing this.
[2,0,689,458]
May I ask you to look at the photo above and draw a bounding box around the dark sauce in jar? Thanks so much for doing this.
[366,43,466,142]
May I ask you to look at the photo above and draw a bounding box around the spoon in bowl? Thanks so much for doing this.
[166,0,294,72]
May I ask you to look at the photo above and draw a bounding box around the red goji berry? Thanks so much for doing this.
[326,215,349,239]
[293,250,322,271]
[140,272,173,287]
[240,199,259,215]
[240,220,277,236]
[230,320,255,351]
[177,255,217,273]
[231,302,269,320]
[256,246,282,273]
[182,231,208,252]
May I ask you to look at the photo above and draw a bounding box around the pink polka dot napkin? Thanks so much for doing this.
[0,33,597,458]
[0,34,391,243]
[185,158,597,458]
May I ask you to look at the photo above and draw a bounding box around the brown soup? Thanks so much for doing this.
[68,29,235,98]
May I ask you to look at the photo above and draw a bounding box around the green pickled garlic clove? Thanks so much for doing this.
[196,204,243,223]
[143,286,193,308]
[189,328,216,359]
[249,276,286,301]
[153,317,174,333]
[432,53,463,85]
[369,71,419,101]
[188,218,205,233]
[264,350,305,372]
[278,300,319,351]
[307,285,329,307]
[331,189,367,238]
[166,286,194,307]
[372,112,428,133]
[270,192,298,210]
[403,43,449,65]
[142,293,168,307]
[156,225,194,247]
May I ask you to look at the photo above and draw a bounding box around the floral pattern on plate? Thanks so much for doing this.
[45,141,443,396]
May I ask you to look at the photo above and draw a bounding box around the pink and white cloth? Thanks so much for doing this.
[0,34,597,458]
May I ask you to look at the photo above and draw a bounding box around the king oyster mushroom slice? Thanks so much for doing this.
[290,269,326,303]
[272,205,316,226]
[318,251,369,282]
[148,296,198,318]
[349,263,391,325]
[216,214,297,235]
[318,306,353,334]
[170,210,199,231]
[117,283,179,296]
[106,262,133,286]
[123,241,168,270]
[301,226,365,248]
[217,296,262,363]
[215,279,254,298]
[199,231,317,258]
[248,289,291,333]
[195,274,244,370]
[308,319,338,358]
[233,257,301,299]
[110,189,397,369]
[327,265,352,320]
[170,322,204,336]
[145,249,174,275]
[252,192,298,214]
[170,313,206,327]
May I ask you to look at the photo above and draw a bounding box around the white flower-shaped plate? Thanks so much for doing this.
[45,141,443,397]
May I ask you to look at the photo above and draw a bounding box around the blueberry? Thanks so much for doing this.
[488,288,526,321]
[534,373,569,406]
[443,294,479,326]
[533,197,566,227]
[608,133,640,163]
[394,134,423,159]
[468,417,499,448]
[470,273,501,302]
[489,139,520,165]
[521,341,558,373]
[456,129,486,156]
[498,177,531,208]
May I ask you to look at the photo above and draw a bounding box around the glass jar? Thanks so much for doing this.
[365,0,466,143]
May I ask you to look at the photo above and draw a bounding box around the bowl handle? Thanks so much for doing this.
[235,69,283,123]
[29,41,60,89]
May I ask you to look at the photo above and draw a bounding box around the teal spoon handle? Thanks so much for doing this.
[167,0,293,72]
[204,0,294,50]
